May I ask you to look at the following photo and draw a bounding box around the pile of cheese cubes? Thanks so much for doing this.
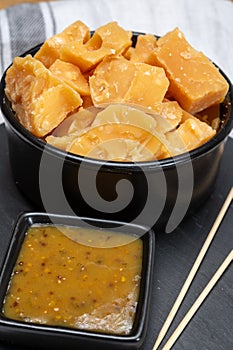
[5,21,229,161]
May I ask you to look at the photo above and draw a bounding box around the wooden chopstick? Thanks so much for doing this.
[162,250,233,350]
[153,187,233,350]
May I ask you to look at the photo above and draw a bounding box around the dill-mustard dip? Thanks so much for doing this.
[3,225,143,335]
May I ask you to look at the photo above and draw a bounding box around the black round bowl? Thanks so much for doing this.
[1,37,233,233]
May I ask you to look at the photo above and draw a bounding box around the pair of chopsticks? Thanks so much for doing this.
[153,187,233,350]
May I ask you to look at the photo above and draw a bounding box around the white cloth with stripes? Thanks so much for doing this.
[0,0,233,138]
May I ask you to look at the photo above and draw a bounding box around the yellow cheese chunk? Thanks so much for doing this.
[151,28,229,114]
[61,22,132,72]
[46,104,184,159]
[46,108,98,150]
[92,103,183,155]
[93,21,132,52]
[92,103,184,156]
[151,101,183,133]
[166,117,216,152]
[49,59,90,96]
[30,85,82,137]
[89,56,169,109]
[5,55,82,137]
[90,57,135,104]
[46,135,75,151]
[82,138,157,162]
[68,123,170,161]
[92,104,158,135]
[124,63,169,109]
[125,34,157,64]
[52,108,98,137]
[35,20,90,68]
[61,41,111,73]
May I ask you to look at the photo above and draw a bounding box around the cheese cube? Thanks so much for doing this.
[89,56,169,109]
[61,22,132,72]
[151,28,229,114]
[151,101,183,133]
[5,55,82,137]
[35,20,90,68]
[68,123,170,161]
[166,117,216,152]
[124,62,169,109]
[49,59,90,96]
[125,34,157,64]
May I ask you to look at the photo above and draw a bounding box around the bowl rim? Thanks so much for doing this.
[1,34,233,172]
[0,211,155,345]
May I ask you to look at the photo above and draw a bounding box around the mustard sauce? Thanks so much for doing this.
[3,225,143,335]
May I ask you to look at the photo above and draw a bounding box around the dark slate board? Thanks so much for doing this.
[0,124,232,350]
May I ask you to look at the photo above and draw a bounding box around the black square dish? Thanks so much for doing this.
[0,212,155,350]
